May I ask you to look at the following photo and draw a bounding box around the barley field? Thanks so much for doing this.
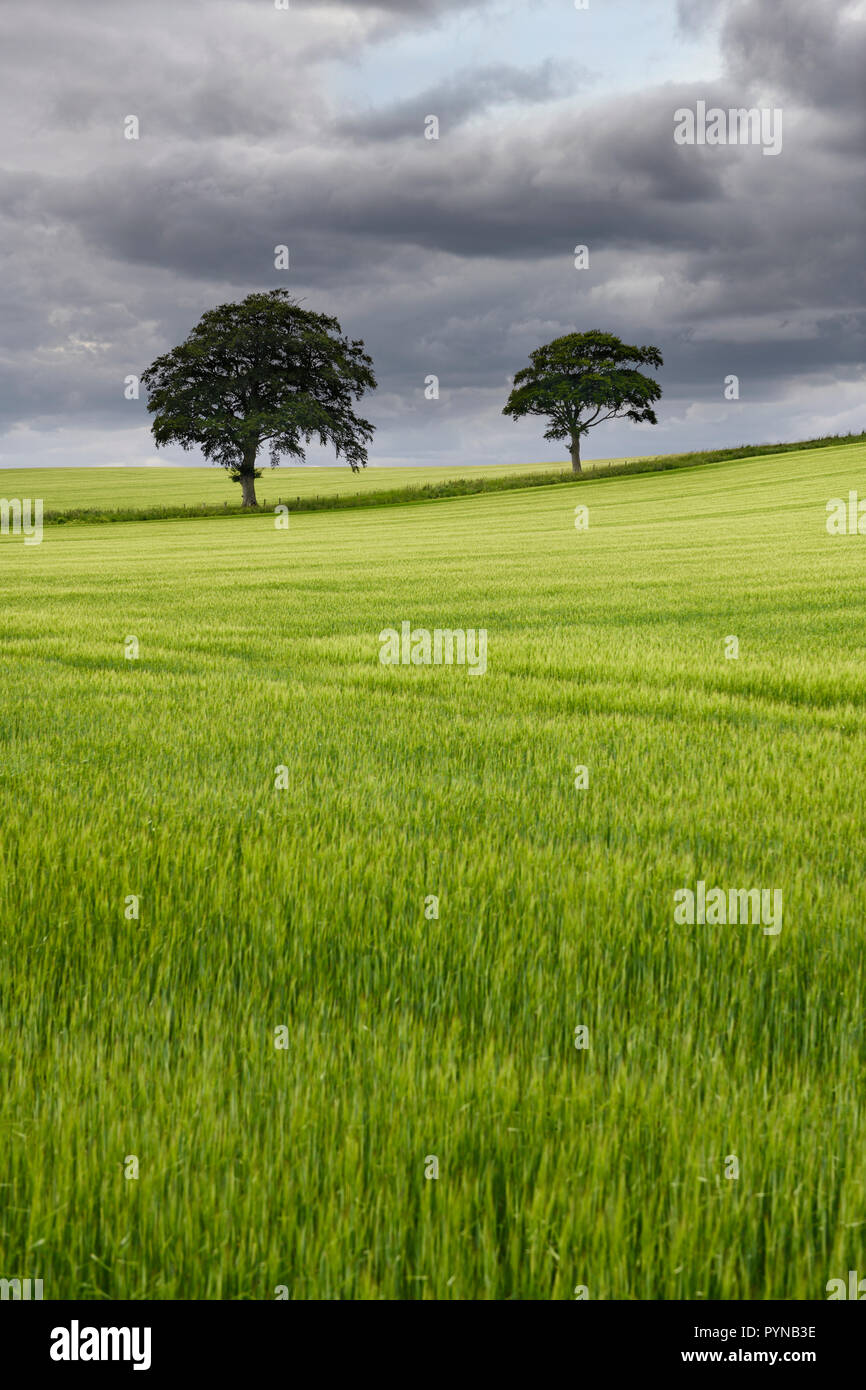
[0,460,569,515]
[1,440,865,1299]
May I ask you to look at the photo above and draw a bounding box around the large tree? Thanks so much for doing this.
[503,330,663,473]
[141,289,377,506]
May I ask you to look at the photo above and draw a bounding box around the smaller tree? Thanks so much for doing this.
[141,290,377,506]
[503,330,663,473]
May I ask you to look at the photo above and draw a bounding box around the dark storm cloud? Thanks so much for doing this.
[0,0,863,463]
[722,0,866,115]
[35,76,856,289]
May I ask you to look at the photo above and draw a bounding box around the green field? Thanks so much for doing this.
[1,440,865,1300]
[0,460,570,514]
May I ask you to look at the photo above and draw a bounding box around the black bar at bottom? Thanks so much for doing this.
[1,1299,860,1377]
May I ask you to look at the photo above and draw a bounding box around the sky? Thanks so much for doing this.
[0,0,863,469]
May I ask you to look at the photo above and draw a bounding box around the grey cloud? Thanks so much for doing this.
[298,0,482,12]
[0,0,862,466]
[676,0,714,35]
[336,60,581,141]
[721,0,866,115]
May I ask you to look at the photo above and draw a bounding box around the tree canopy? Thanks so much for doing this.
[503,330,663,472]
[141,289,377,505]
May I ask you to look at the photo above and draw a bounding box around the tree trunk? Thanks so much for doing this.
[570,436,582,474]
[240,471,258,507]
[239,441,259,507]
